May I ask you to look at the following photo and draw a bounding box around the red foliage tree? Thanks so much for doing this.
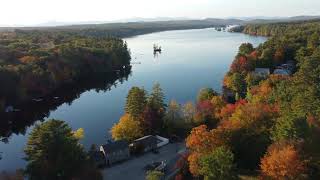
[230,55,253,73]
[218,99,247,121]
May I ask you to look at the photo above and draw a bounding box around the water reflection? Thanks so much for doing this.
[0,67,131,143]
[153,50,161,58]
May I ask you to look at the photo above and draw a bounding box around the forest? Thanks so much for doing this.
[0,30,131,112]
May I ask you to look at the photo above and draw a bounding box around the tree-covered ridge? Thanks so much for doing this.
[224,20,320,100]
[1,19,244,38]
[0,31,131,111]
[180,20,320,179]
[232,19,320,37]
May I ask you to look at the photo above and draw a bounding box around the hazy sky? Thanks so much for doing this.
[1,0,320,26]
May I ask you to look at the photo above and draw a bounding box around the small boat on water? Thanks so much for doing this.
[153,44,162,52]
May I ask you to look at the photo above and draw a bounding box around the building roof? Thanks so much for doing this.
[134,135,158,146]
[254,68,270,74]
[273,69,291,75]
[101,140,128,154]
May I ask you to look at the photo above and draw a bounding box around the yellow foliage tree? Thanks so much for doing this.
[73,128,85,140]
[111,114,143,142]
[210,96,226,118]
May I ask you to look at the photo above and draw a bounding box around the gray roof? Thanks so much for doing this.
[134,135,157,146]
[101,140,128,154]
[254,68,270,74]
[273,69,291,75]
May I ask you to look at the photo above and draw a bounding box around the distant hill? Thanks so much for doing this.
[1,16,320,37]
[245,15,320,24]
[0,19,244,37]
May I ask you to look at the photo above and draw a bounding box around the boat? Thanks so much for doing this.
[153,44,162,52]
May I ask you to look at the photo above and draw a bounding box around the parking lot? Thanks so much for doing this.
[101,142,185,180]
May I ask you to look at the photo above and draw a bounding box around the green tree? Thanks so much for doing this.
[165,100,181,122]
[125,87,147,118]
[258,48,273,68]
[238,43,254,55]
[148,83,166,111]
[272,116,310,142]
[245,72,265,89]
[229,73,246,98]
[164,100,183,135]
[308,32,320,49]
[199,147,237,180]
[197,88,217,102]
[24,120,98,180]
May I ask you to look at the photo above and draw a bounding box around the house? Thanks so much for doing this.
[273,68,291,75]
[100,140,130,166]
[90,151,106,167]
[155,135,169,148]
[130,135,158,153]
[254,68,270,77]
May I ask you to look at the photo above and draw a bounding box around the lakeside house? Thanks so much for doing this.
[90,151,106,167]
[98,135,169,167]
[130,135,158,153]
[254,68,270,77]
[273,61,294,76]
[100,140,130,166]
[273,68,291,75]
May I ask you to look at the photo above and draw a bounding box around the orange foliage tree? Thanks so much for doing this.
[218,99,247,122]
[186,125,227,176]
[260,141,307,180]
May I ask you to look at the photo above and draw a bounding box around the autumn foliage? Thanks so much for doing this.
[260,142,307,179]
[111,114,143,142]
[186,125,226,176]
[230,55,253,73]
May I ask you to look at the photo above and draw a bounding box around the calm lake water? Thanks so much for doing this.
[0,28,266,171]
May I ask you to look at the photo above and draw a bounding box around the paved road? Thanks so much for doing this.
[102,143,185,180]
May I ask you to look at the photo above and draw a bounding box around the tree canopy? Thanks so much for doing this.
[111,114,143,142]
[125,87,147,118]
[24,119,101,180]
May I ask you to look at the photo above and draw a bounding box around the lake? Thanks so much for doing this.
[0,28,267,171]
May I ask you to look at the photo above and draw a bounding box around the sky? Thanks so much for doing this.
[1,0,320,26]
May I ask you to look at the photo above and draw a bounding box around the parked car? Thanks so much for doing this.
[144,161,167,172]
